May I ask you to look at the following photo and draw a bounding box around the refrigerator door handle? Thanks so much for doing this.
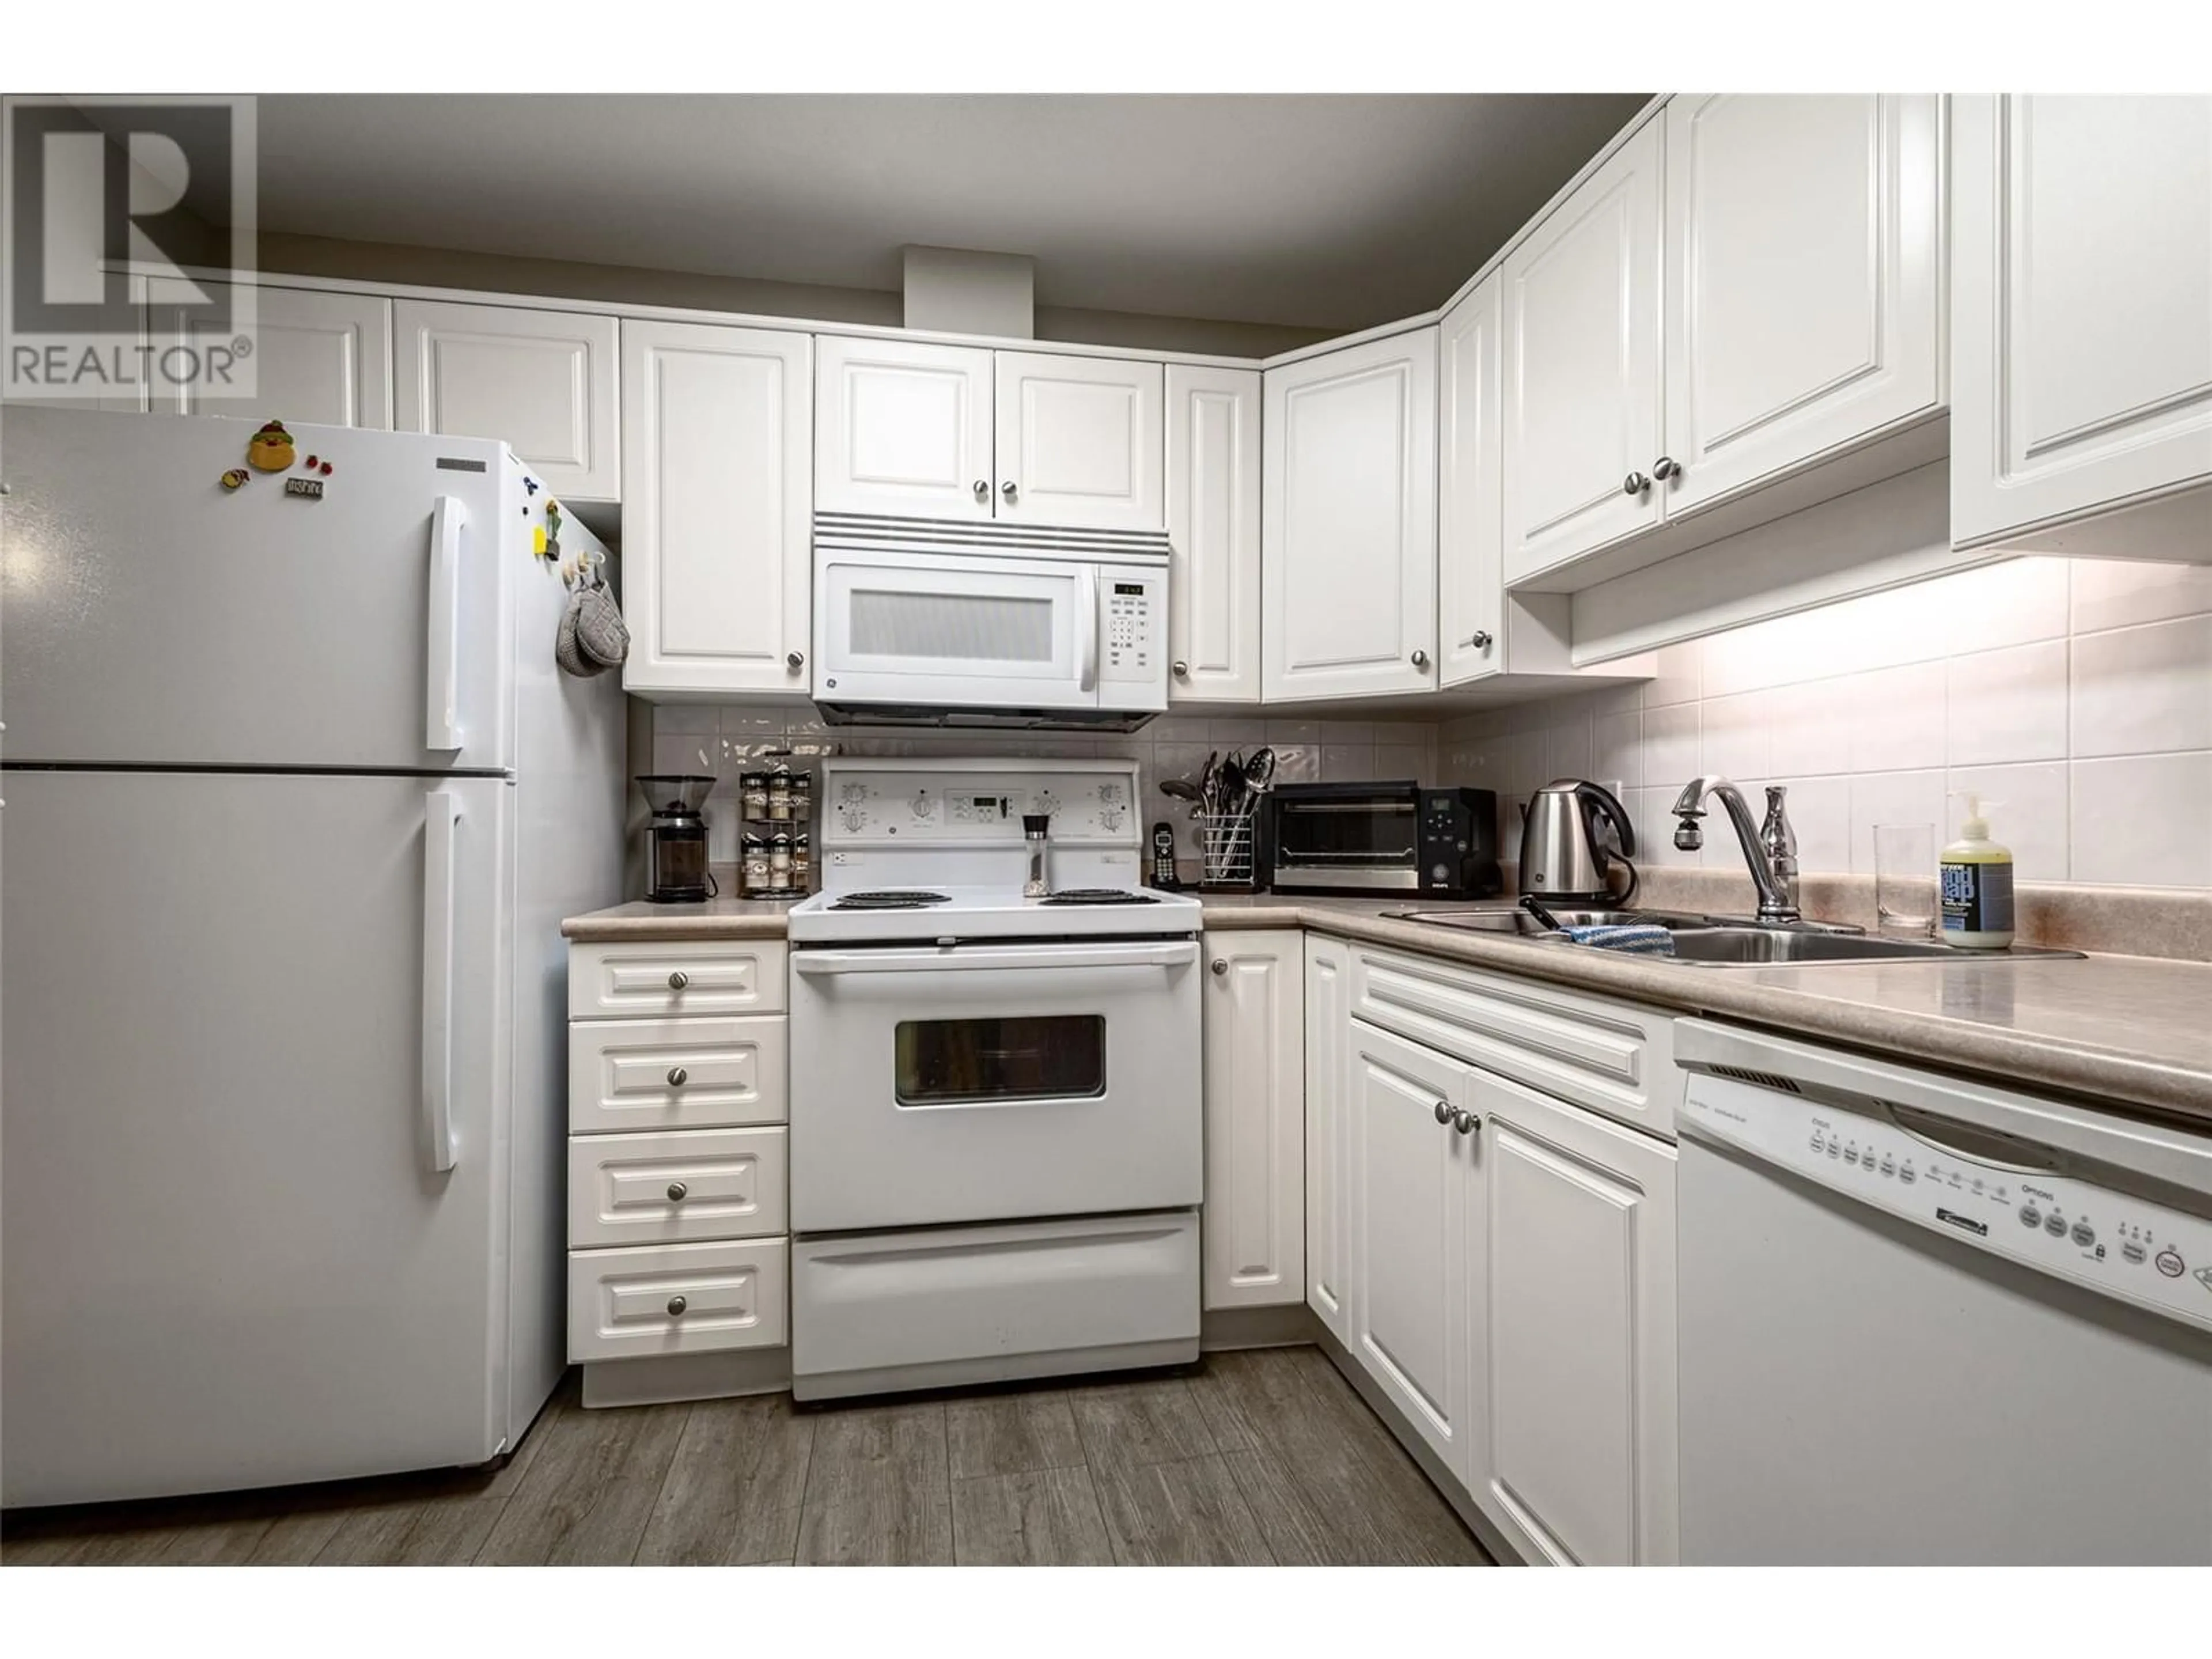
[426,497,465,754]
[421,790,461,1172]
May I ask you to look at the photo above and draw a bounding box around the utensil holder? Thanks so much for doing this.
[1198,810,1259,892]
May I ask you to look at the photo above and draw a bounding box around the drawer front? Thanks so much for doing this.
[569,940,786,1019]
[1350,944,1679,1138]
[568,1127,787,1248]
[569,1016,788,1132]
[568,1237,789,1362]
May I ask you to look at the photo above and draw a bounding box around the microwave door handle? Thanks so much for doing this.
[1077,566,1100,694]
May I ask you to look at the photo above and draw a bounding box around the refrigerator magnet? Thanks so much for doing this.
[246,420,295,471]
[219,468,250,490]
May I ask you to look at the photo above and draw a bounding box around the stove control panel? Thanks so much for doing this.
[1682,1072,2212,1331]
[819,761,1140,849]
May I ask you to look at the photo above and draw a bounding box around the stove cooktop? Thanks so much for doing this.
[1039,888,1161,907]
[789,883,1201,944]
[828,890,952,911]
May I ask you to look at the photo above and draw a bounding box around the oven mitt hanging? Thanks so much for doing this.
[555,573,630,678]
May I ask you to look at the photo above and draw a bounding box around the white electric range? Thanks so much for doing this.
[785,757,1204,1402]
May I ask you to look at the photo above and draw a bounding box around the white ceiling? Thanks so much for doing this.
[253,94,1650,331]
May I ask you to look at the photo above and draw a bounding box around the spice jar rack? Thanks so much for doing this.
[736,763,814,900]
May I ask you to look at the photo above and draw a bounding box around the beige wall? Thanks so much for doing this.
[256,232,1332,358]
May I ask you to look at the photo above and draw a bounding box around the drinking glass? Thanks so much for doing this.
[1873,824,1937,939]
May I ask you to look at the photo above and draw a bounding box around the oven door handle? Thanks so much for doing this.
[793,940,1198,976]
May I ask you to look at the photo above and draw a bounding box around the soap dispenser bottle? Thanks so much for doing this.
[1940,793,2014,949]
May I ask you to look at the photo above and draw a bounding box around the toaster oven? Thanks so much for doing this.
[1266,782,1501,898]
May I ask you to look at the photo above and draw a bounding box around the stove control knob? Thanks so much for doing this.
[909,794,935,821]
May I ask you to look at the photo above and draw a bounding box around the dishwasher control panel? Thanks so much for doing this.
[1683,1073,2212,1331]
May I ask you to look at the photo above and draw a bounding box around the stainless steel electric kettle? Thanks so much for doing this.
[1517,779,1638,904]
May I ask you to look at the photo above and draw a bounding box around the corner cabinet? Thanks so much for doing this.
[1952,94,2212,560]
[394,300,622,500]
[1262,329,1439,702]
[1200,931,1304,1310]
[1165,365,1262,702]
[620,320,813,698]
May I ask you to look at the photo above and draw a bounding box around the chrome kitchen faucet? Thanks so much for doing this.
[1671,776,1801,923]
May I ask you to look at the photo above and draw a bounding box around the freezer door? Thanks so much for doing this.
[0,407,514,771]
[1,770,513,1506]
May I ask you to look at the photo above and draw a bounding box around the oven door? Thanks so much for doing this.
[789,938,1202,1232]
[813,549,1101,711]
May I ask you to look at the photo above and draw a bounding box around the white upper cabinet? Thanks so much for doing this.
[619,320,812,699]
[994,350,1164,531]
[815,336,994,521]
[1663,94,1942,514]
[1437,274,1507,687]
[150,281,393,427]
[1304,933,1353,1344]
[1200,930,1305,1312]
[1263,329,1439,702]
[1347,1017,1472,1478]
[1165,364,1261,701]
[1952,95,2212,556]
[1465,1072,1678,1566]
[1501,118,1665,584]
[393,300,620,499]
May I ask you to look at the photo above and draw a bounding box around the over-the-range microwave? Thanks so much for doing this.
[810,513,1169,731]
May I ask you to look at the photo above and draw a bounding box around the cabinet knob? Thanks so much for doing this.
[1410,649,1430,670]
[666,1180,688,1202]
[1211,959,1228,975]
[1452,1109,1482,1137]
[667,970,689,991]
[1001,480,1018,502]
[972,479,989,501]
[666,1066,688,1088]
[786,650,804,673]
[1173,660,1190,677]
[1653,456,1682,482]
[666,1294,688,1317]
[1461,630,1493,651]
[1433,1099,1453,1126]
[1623,471,1652,497]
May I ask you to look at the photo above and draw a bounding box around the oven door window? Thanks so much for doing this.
[895,1014,1107,1106]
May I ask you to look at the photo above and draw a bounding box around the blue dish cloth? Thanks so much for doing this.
[1560,923,1675,956]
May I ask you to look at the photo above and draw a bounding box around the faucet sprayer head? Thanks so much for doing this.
[1674,819,1704,852]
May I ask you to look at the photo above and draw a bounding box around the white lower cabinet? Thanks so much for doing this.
[1303,933,1353,1340]
[567,1237,789,1363]
[1346,1017,1475,1477]
[1200,930,1304,1310]
[1465,1070,1679,1566]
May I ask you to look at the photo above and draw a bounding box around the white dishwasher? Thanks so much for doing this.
[1673,1019,2212,1566]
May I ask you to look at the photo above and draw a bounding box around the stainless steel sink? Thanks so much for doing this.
[1664,929,2084,966]
[1387,906,1719,937]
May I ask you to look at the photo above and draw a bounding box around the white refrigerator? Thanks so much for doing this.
[0,407,625,1507]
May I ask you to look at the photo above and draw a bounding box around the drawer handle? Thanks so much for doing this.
[1452,1109,1482,1137]
[1433,1099,1453,1126]
[667,1066,689,1088]
[667,970,689,991]
[666,1181,688,1202]
[666,1294,688,1317]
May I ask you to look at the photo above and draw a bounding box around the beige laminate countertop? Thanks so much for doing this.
[563,893,2212,1128]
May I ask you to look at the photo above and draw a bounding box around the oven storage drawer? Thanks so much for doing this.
[568,1015,789,1133]
[567,1126,789,1248]
[569,940,787,1019]
[567,1237,789,1362]
[791,1211,1199,1397]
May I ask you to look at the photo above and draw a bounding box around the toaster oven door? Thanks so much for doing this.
[1271,797,1421,889]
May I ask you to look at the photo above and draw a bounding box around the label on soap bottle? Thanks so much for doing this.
[1940,861,2014,935]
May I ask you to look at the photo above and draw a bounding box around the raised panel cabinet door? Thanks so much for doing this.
[1346,1018,1472,1478]
[394,300,620,498]
[1262,329,1440,702]
[1466,1073,1678,1566]
[1165,363,1261,701]
[1953,94,2212,548]
[1303,933,1353,1340]
[1664,94,1942,515]
[155,282,394,427]
[1200,930,1305,1310]
[815,334,994,520]
[619,319,812,696]
[1501,116,1665,583]
[995,350,1165,531]
[1438,273,1506,687]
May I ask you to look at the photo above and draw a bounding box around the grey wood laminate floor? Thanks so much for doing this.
[1,1346,1489,1567]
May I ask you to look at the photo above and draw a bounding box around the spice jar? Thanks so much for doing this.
[766,771,793,821]
[768,830,794,893]
[792,830,812,893]
[740,771,770,820]
[740,831,771,897]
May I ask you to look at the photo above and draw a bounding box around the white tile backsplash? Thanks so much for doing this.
[1425,557,2212,888]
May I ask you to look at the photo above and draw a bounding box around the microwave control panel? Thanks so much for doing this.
[1099,572,1164,687]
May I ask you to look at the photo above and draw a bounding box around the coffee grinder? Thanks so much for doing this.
[637,774,717,903]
